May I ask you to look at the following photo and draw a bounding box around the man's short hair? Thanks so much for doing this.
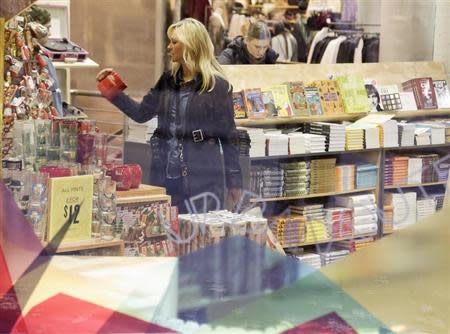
[246,21,271,40]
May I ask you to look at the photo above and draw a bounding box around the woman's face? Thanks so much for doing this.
[368,93,378,108]
[167,32,184,64]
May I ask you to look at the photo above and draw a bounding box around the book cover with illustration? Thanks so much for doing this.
[47,175,94,243]
[261,90,278,117]
[304,87,323,115]
[310,80,345,114]
[263,84,293,117]
[335,75,370,113]
[377,84,402,111]
[433,80,450,108]
[243,88,267,118]
[402,77,438,109]
[232,91,248,119]
[287,81,310,116]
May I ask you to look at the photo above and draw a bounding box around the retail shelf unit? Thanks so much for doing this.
[222,62,450,248]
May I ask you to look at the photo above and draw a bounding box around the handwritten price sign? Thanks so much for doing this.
[47,175,93,242]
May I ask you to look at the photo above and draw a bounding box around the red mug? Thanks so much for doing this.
[128,164,142,189]
[40,166,72,178]
[111,165,132,191]
[96,71,127,100]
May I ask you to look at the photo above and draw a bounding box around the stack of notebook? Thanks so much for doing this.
[242,127,266,157]
[416,198,436,221]
[250,165,284,198]
[413,153,439,182]
[345,127,365,150]
[303,122,346,152]
[265,132,289,156]
[281,161,310,197]
[302,133,327,153]
[288,132,306,155]
[383,205,394,234]
[269,215,305,247]
[398,123,415,147]
[320,249,350,266]
[436,161,449,181]
[335,193,378,237]
[296,252,321,269]
[384,157,394,186]
[335,165,356,192]
[237,128,251,156]
[290,204,329,243]
[309,158,336,194]
[334,236,376,252]
[384,192,417,230]
[392,156,409,185]
[406,157,422,185]
[324,207,353,239]
[356,164,378,189]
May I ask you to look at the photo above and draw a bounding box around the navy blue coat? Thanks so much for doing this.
[111,71,242,211]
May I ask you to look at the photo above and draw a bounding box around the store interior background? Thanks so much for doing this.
[65,0,450,143]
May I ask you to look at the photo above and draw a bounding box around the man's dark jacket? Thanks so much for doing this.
[218,36,279,65]
[111,72,242,210]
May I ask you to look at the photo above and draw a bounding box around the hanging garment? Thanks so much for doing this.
[311,36,334,63]
[362,36,379,63]
[291,19,308,62]
[181,0,212,24]
[320,35,346,64]
[354,37,364,63]
[307,27,329,63]
[341,0,358,22]
[271,32,298,62]
[336,36,359,63]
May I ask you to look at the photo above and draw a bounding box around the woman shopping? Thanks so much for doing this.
[96,18,242,213]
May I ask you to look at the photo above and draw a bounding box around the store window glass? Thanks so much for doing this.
[1,0,449,333]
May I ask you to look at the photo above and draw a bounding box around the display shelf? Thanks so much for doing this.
[44,239,124,255]
[250,187,376,203]
[247,4,300,10]
[389,109,450,119]
[281,233,378,249]
[250,148,380,161]
[235,113,366,127]
[384,181,448,189]
[52,57,99,69]
[384,143,450,151]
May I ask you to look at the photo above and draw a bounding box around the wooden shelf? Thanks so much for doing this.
[251,148,380,161]
[384,143,450,150]
[53,57,99,69]
[389,109,450,119]
[282,233,377,248]
[45,239,124,255]
[250,187,376,203]
[384,181,447,189]
[235,113,366,127]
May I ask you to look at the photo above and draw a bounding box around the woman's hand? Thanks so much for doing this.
[96,68,114,82]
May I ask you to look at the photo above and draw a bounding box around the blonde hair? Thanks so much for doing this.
[167,18,229,93]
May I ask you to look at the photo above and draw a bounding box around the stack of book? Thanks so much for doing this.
[415,123,446,144]
[288,132,306,155]
[392,156,409,185]
[303,122,346,152]
[356,164,378,189]
[407,158,423,184]
[430,193,446,211]
[385,192,417,230]
[335,164,356,192]
[237,128,251,156]
[296,252,321,269]
[398,123,416,147]
[250,166,284,198]
[345,127,365,150]
[413,153,439,182]
[268,215,305,247]
[414,127,431,145]
[320,249,350,266]
[309,158,336,194]
[266,132,289,156]
[380,119,399,148]
[324,207,353,239]
[436,161,449,181]
[241,127,266,157]
[335,193,378,236]
[282,161,310,197]
[384,157,394,186]
[302,133,327,153]
[290,204,329,243]
[383,205,394,234]
[334,236,376,252]
[416,198,436,221]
